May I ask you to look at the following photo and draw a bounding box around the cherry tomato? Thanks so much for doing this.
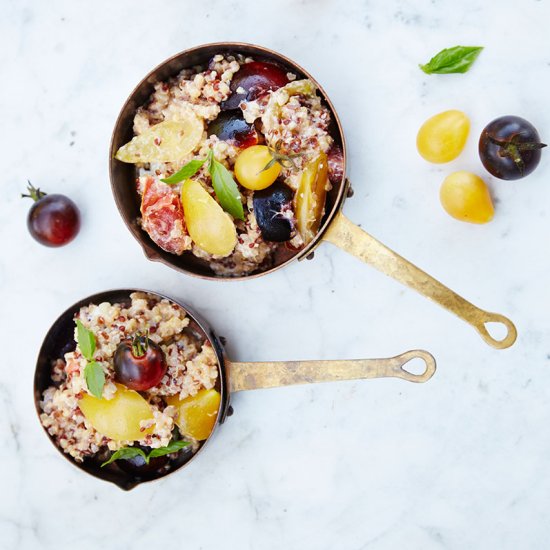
[440,171,494,224]
[114,333,167,391]
[234,145,281,190]
[253,182,294,242]
[221,61,289,110]
[417,110,470,163]
[479,116,546,180]
[23,182,80,247]
[206,110,258,148]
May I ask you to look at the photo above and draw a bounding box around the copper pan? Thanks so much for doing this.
[34,289,436,490]
[109,43,516,350]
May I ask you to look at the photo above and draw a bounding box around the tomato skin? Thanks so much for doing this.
[479,116,546,180]
[295,153,329,243]
[167,389,221,441]
[113,337,167,392]
[253,182,293,242]
[417,110,470,163]
[221,61,289,110]
[206,110,258,148]
[78,384,154,442]
[234,145,281,190]
[440,171,494,224]
[27,194,80,247]
[180,179,237,256]
[140,178,189,255]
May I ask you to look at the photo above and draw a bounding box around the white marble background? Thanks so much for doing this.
[1,0,550,548]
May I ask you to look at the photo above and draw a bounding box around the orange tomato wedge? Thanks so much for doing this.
[167,389,221,441]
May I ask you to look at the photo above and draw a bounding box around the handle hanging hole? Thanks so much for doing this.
[474,313,517,349]
[483,321,508,341]
[401,357,428,376]
[394,350,436,383]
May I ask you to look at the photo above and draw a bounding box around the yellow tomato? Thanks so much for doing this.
[295,153,329,244]
[234,145,281,190]
[440,171,494,224]
[167,389,221,441]
[417,110,470,163]
[180,179,237,256]
[78,384,154,441]
[115,115,203,163]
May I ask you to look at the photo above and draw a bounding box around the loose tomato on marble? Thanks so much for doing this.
[439,171,494,224]
[479,116,546,180]
[417,110,470,163]
[22,182,81,247]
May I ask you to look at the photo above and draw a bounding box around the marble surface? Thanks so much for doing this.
[2,0,550,548]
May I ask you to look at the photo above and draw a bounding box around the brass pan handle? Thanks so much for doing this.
[228,349,436,392]
[322,212,517,350]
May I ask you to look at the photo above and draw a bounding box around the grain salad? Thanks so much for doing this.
[115,52,344,276]
[40,292,220,466]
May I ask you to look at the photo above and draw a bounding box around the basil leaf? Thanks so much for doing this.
[420,46,483,74]
[208,156,245,221]
[76,320,96,361]
[101,441,191,467]
[101,447,147,467]
[147,440,191,461]
[161,159,206,184]
[84,361,105,399]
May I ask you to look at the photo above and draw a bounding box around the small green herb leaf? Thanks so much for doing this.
[161,159,206,184]
[101,447,147,467]
[100,441,190,467]
[76,320,96,361]
[84,361,105,399]
[208,155,245,220]
[148,440,191,460]
[419,46,483,74]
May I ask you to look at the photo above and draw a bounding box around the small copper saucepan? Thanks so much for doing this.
[34,289,436,490]
[109,43,517,350]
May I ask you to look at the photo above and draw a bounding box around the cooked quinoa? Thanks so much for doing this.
[126,52,342,276]
[40,292,219,462]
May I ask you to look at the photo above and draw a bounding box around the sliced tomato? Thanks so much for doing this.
[140,177,190,255]
[295,153,329,244]
[327,145,344,185]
